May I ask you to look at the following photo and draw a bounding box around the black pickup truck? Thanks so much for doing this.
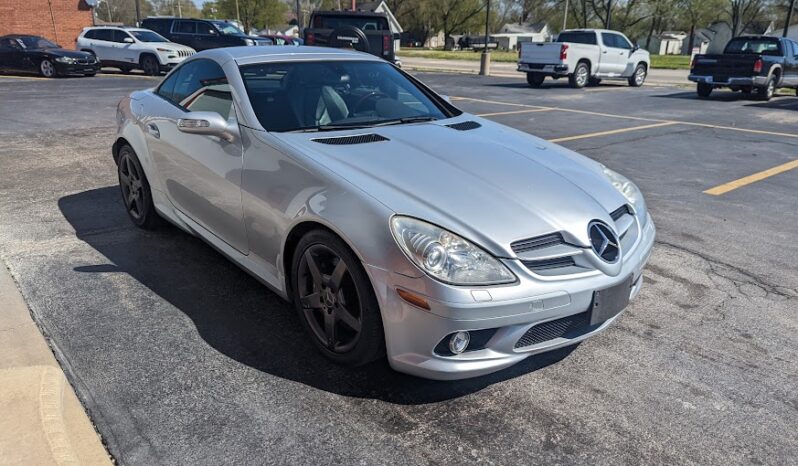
[689,35,798,100]
[303,10,400,66]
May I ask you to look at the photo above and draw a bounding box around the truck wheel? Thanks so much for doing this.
[697,83,712,98]
[526,72,545,88]
[755,76,776,101]
[569,62,589,89]
[628,64,646,87]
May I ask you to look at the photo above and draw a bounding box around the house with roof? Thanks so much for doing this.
[493,22,550,50]
[357,1,403,51]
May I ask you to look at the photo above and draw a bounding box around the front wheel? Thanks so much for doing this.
[569,62,589,88]
[39,59,56,78]
[291,230,384,367]
[628,64,646,87]
[697,83,712,98]
[140,55,160,76]
[526,72,545,87]
[117,145,162,229]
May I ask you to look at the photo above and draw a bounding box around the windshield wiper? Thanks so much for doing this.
[290,116,437,133]
[370,116,437,127]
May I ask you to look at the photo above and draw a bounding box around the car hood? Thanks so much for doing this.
[270,117,629,256]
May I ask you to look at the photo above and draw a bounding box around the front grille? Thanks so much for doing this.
[312,133,388,145]
[521,256,575,270]
[610,204,631,221]
[178,50,194,57]
[446,121,482,131]
[514,312,591,349]
[511,232,565,253]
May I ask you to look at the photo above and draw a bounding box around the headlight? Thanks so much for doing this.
[601,165,647,215]
[156,48,174,53]
[55,56,76,64]
[244,38,256,46]
[390,216,516,285]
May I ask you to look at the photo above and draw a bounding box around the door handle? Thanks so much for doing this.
[147,123,160,139]
[602,49,608,54]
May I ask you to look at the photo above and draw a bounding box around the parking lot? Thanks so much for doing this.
[0,71,796,465]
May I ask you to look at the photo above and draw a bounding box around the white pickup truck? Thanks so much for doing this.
[518,29,650,88]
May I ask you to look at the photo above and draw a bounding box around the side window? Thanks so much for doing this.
[94,29,113,42]
[613,34,632,50]
[174,21,196,34]
[112,30,131,43]
[83,30,96,40]
[789,40,798,58]
[601,33,615,48]
[163,60,233,119]
[197,22,218,36]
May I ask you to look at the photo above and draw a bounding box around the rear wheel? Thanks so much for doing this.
[526,72,545,87]
[39,59,56,78]
[569,62,589,88]
[628,63,646,87]
[291,230,384,366]
[117,145,162,229]
[697,83,712,98]
[756,75,776,101]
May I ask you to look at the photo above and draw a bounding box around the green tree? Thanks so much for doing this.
[215,0,288,31]
[678,0,724,52]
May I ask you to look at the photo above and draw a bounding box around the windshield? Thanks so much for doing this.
[16,36,58,49]
[240,60,455,132]
[130,30,168,43]
[724,38,782,56]
[312,15,389,31]
[212,21,244,36]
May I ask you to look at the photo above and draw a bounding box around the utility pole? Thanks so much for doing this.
[563,0,569,31]
[235,0,241,23]
[134,0,141,26]
[606,0,612,29]
[296,0,301,36]
[177,0,182,18]
[479,0,491,76]
[784,0,796,37]
[352,0,356,10]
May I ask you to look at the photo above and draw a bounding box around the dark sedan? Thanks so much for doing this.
[0,35,100,78]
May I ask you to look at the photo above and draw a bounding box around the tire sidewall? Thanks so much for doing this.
[291,230,384,366]
[117,145,159,229]
[570,63,588,88]
[629,64,646,87]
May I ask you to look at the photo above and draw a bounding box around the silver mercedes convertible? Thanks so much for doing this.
[113,46,655,380]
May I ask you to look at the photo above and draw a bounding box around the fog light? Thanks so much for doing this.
[448,331,470,354]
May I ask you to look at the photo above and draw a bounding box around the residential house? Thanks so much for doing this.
[357,1,403,51]
[493,22,550,50]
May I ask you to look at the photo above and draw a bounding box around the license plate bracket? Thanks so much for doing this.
[590,275,633,326]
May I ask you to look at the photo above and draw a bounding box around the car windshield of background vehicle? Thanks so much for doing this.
[555,32,597,45]
[130,30,169,43]
[17,37,58,49]
[212,21,244,35]
[724,38,782,56]
[313,16,389,31]
[240,60,454,132]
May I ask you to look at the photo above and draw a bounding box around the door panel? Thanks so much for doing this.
[144,59,248,252]
[599,33,628,75]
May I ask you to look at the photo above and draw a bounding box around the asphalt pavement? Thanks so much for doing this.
[0,72,796,465]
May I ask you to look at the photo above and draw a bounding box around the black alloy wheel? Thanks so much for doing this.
[292,230,384,366]
[117,145,161,229]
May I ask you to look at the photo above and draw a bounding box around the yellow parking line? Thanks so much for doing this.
[679,122,798,140]
[0,75,48,81]
[477,108,553,117]
[548,121,678,143]
[703,159,798,195]
[451,96,542,108]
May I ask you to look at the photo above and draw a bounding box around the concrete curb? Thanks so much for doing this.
[0,261,112,465]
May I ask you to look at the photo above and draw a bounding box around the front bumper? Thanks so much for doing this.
[367,213,656,380]
[54,62,101,76]
[518,62,569,76]
[688,74,768,87]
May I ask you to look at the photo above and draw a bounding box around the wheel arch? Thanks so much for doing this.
[576,58,593,75]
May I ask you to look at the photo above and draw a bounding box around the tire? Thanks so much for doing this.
[569,62,589,88]
[39,59,56,78]
[697,83,712,98]
[628,63,646,87]
[526,72,545,87]
[117,145,162,229]
[291,230,384,367]
[756,75,776,101]
[140,55,160,76]
[587,76,602,86]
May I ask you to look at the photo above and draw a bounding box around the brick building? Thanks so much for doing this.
[0,0,94,49]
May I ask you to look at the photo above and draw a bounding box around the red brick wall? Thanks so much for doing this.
[0,0,93,49]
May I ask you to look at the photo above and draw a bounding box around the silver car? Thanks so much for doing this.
[113,46,655,380]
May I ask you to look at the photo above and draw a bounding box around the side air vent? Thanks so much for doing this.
[446,121,482,131]
[312,133,388,145]
[610,204,632,221]
[511,232,565,253]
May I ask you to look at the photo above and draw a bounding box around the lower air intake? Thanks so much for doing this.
[446,121,482,131]
[514,312,591,349]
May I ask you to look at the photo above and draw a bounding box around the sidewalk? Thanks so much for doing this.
[0,262,111,465]
[399,55,690,86]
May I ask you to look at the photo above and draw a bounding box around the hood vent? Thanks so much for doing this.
[312,133,388,145]
[446,121,482,131]
[511,232,565,253]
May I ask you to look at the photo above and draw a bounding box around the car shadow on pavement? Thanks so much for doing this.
[58,186,577,405]
[653,91,761,102]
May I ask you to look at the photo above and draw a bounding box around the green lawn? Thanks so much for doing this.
[398,49,692,70]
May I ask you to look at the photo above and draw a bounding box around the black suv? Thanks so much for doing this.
[304,10,399,65]
[141,17,272,51]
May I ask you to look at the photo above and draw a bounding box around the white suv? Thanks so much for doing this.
[77,27,195,75]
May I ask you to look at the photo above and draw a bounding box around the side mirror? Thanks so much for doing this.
[123,37,134,44]
[177,111,238,142]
